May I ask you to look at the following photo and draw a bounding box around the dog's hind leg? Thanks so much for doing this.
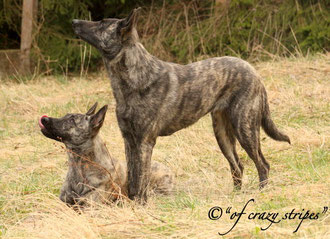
[230,104,270,189]
[211,110,244,190]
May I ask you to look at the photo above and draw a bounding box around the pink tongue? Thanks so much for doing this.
[38,115,48,129]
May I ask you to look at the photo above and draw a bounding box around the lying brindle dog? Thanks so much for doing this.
[38,103,173,206]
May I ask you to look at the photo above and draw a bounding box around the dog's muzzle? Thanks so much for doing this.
[72,19,82,34]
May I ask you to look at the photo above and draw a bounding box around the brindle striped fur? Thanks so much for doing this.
[39,103,174,206]
[72,8,290,203]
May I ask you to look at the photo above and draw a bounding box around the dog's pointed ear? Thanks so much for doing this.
[119,7,141,40]
[86,102,98,116]
[90,105,108,133]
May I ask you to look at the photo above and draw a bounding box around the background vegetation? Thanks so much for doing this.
[0,0,329,74]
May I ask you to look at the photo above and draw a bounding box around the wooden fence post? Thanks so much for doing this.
[20,0,37,75]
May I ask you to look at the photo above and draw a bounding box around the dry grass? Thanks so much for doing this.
[0,54,329,238]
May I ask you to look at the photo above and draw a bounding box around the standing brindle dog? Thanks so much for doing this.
[72,8,290,203]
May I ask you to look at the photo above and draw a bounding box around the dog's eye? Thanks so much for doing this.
[69,117,75,124]
[100,20,107,28]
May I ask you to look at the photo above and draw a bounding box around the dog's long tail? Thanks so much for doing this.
[261,89,291,144]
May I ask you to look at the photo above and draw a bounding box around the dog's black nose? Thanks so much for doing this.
[41,116,49,125]
[72,19,79,26]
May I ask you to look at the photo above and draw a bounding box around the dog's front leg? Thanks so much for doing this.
[59,182,75,205]
[124,136,155,203]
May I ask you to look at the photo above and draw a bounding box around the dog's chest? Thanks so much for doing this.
[69,162,108,189]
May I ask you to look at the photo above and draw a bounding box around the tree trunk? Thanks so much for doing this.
[20,0,37,75]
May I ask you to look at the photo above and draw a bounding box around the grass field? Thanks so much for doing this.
[0,54,329,238]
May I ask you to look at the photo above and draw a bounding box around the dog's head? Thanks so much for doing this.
[72,8,141,60]
[39,103,108,147]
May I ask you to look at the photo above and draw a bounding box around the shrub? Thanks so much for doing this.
[1,0,329,74]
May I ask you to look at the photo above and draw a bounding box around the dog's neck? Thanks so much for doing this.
[104,42,166,90]
[65,135,110,164]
